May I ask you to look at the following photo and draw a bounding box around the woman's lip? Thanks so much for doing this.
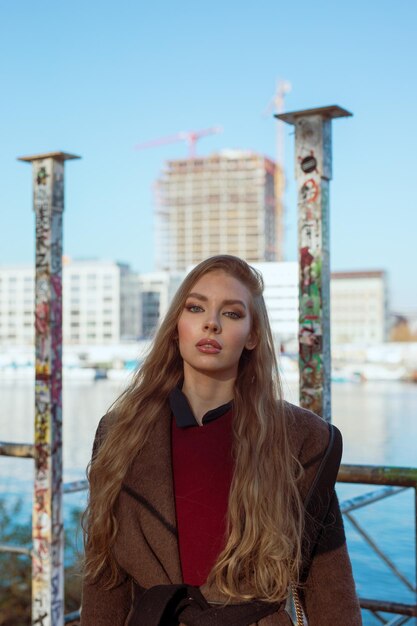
[196,344,222,354]
[196,339,222,349]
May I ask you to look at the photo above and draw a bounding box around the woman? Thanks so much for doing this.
[81,255,362,625]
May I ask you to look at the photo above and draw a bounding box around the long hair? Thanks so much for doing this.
[83,255,304,603]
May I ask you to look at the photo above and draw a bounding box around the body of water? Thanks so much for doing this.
[1,378,416,625]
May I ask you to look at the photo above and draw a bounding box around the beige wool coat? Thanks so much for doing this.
[80,403,362,626]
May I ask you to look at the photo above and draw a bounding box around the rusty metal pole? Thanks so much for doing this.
[276,106,351,421]
[18,151,80,626]
[415,487,417,616]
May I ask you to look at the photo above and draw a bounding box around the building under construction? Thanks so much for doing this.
[155,150,283,271]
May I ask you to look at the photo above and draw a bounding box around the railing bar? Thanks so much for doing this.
[0,441,34,458]
[64,609,81,623]
[347,513,416,593]
[340,486,408,514]
[360,598,417,617]
[372,612,389,624]
[338,464,417,488]
[63,479,88,494]
[385,617,411,626]
[414,487,417,612]
[0,544,32,556]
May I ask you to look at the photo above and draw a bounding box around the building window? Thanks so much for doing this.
[141,291,160,337]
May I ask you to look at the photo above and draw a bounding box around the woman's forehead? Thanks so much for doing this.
[189,270,250,298]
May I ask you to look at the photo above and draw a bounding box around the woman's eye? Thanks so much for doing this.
[186,304,203,313]
[224,311,242,320]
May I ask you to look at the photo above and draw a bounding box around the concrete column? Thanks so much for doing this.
[18,151,80,626]
[276,106,351,421]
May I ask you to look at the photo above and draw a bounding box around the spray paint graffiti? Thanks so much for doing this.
[32,159,63,626]
[18,152,79,626]
[294,120,329,417]
[32,157,64,626]
[276,106,351,420]
[300,178,319,204]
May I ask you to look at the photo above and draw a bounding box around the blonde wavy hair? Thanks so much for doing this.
[83,255,304,603]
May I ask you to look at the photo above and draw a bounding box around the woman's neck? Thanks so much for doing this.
[181,371,235,425]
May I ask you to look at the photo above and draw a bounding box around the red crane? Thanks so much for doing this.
[135,126,223,158]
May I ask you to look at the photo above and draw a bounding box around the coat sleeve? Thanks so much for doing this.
[288,404,363,626]
[80,574,133,626]
[80,414,133,626]
[301,492,363,626]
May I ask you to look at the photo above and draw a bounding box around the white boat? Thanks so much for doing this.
[0,366,33,381]
[106,368,135,383]
[63,367,97,381]
[360,364,407,381]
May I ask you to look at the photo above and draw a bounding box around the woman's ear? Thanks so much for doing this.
[245,333,257,351]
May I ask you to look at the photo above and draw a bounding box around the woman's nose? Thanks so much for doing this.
[204,317,220,332]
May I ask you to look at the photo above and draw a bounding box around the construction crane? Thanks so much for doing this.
[264,79,292,167]
[263,79,292,261]
[134,126,223,158]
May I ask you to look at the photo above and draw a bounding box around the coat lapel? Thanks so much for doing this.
[123,411,182,584]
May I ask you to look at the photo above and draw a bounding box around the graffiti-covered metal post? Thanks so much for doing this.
[18,151,80,626]
[276,106,351,421]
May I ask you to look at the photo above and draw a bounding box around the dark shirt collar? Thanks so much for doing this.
[169,386,233,428]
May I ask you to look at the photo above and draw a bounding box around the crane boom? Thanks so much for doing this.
[135,126,223,158]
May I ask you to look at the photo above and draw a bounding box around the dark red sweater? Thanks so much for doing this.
[170,389,234,586]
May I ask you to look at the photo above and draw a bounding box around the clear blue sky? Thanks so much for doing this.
[1,0,416,310]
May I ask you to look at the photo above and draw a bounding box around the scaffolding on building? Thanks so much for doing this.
[155,151,282,271]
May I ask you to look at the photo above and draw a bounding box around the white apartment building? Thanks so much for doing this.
[251,265,388,348]
[252,265,388,347]
[0,259,140,346]
[139,271,183,337]
[63,259,140,344]
[252,262,298,350]
[0,265,35,346]
[330,270,388,345]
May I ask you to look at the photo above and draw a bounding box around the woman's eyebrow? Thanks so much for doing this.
[186,292,247,309]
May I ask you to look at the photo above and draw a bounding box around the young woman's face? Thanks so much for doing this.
[177,270,256,380]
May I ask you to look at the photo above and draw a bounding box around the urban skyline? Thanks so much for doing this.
[0,1,416,311]
[0,259,389,349]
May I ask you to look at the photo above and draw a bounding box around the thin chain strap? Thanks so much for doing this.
[290,582,305,626]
